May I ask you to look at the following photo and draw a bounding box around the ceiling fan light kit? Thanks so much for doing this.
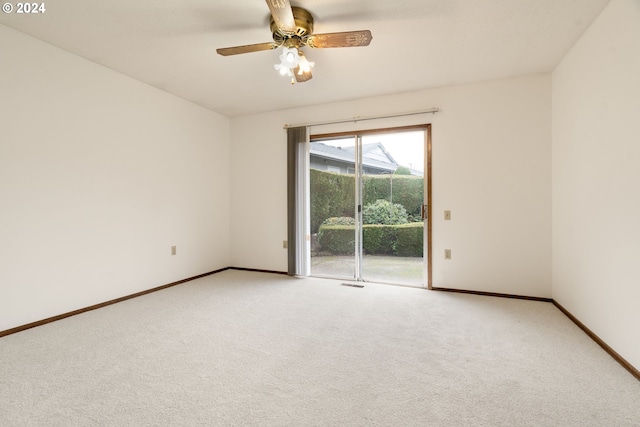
[275,47,300,75]
[297,51,314,74]
[216,0,372,84]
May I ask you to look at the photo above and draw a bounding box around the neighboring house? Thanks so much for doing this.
[310,141,399,175]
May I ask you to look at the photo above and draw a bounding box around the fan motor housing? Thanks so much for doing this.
[271,6,314,45]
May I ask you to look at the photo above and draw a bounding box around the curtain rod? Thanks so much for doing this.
[283,107,440,129]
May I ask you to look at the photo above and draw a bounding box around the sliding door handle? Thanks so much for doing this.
[421,204,428,220]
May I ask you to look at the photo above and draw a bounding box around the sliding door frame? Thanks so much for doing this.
[311,124,432,289]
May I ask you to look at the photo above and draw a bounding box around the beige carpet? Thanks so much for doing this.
[1,270,639,426]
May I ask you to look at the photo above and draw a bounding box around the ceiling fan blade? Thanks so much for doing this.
[265,0,296,35]
[306,30,373,48]
[216,42,277,56]
[294,68,313,83]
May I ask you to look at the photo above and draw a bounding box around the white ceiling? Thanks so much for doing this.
[0,0,610,117]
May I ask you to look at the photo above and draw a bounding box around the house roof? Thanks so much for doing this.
[310,142,398,172]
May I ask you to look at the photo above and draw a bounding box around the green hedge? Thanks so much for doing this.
[316,225,355,255]
[317,222,423,257]
[310,169,424,233]
[362,174,424,219]
[363,224,397,255]
[310,170,355,234]
[394,223,424,257]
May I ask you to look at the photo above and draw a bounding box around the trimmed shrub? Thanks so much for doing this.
[318,222,423,257]
[317,225,355,255]
[393,223,424,257]
[363,225,397,255]
[362,199,408,225]
[322,216,355,226]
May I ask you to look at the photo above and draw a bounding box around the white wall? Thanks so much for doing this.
[231,74,552,298]
[552,0,640,369]
[0,25,231,331]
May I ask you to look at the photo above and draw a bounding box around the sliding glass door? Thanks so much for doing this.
[309,136,358,280]
[309,128,427,287]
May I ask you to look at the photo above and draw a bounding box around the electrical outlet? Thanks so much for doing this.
[444,249,452,260]
[283,240,288,249]
[444,210,451,220]
[171,246,177,256]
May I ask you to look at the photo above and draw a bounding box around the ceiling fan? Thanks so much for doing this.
[216,0,373,84]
